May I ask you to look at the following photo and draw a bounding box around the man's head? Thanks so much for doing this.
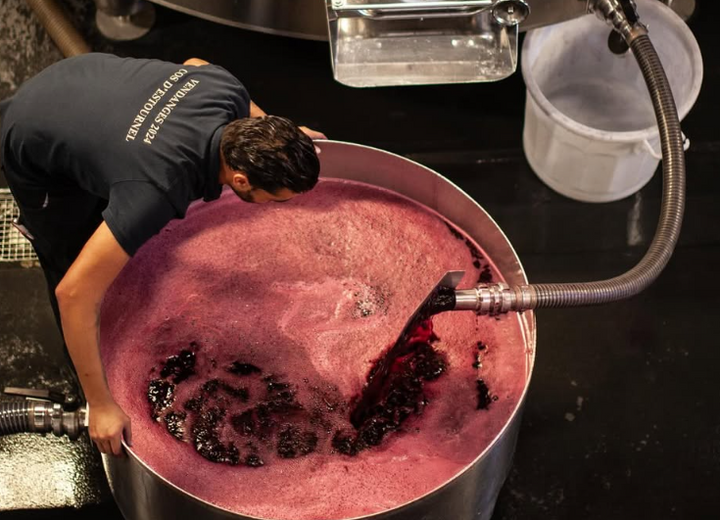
[220,115,320,203]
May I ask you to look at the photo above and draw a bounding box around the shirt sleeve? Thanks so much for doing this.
[102,180,178,257]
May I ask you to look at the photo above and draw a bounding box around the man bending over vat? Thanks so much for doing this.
[0,53,324,456]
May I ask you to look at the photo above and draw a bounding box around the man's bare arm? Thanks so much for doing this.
[55,221,131,456]
[249,101,267,118]
[183,57,209,67]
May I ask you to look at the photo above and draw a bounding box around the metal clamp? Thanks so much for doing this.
[331,0,529,24]
[332,0,493,20]
[3,387,78,409]
[353,7,486,19]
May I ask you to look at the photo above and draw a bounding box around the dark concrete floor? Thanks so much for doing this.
[1,0,719,519]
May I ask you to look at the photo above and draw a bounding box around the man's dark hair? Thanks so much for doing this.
[221,115,320,194]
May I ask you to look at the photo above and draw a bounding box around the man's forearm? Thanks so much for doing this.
[54,222,131,455]
[58,293,113,406]
[250,101,267,118]
[54,222,130,407]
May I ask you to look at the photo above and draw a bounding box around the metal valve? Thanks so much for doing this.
[1,387,88,440]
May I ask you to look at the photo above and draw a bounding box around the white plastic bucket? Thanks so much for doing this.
[521,0,703,203]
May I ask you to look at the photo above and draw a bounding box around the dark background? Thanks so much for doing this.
[0,0,718,518]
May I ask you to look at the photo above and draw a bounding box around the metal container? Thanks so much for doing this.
[139,1,693,86]
[103,140,536,520]
[143,0,588,41]
[146,0,329,40]
[141,0,587,86]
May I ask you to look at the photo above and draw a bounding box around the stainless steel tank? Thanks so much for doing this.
[146,0,329,40]
[132,0,692,87]
[139,0,588,41]
[138,0,692,41]
[102,140,536,520]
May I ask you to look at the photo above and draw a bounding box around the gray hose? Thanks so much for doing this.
[530,34,684,308]
[455,29,686,314]
[25,0,91,57]
[0,402,32,435]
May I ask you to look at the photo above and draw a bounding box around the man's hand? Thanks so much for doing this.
[299,126,327,154]
[90,400,133,456]
[299,126,327,141]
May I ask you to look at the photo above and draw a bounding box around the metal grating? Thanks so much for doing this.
[0,188,37,262]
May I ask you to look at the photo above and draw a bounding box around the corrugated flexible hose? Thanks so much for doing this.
[24,0,91,57]
[455,30,688,315]
[529,34,685,309]
[0,402,33,435]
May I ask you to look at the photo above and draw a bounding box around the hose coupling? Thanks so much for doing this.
[455,283,537,315]
[592,0,648,44]
[0,387,88,440]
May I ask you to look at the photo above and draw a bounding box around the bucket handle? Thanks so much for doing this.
[642,132,690,160]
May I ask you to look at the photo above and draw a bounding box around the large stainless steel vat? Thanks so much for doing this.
[102,140,537,520]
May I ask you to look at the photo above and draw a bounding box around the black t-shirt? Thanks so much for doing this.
[0,53,250,256]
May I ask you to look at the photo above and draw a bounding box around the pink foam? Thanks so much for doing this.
[100,179,528,520]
